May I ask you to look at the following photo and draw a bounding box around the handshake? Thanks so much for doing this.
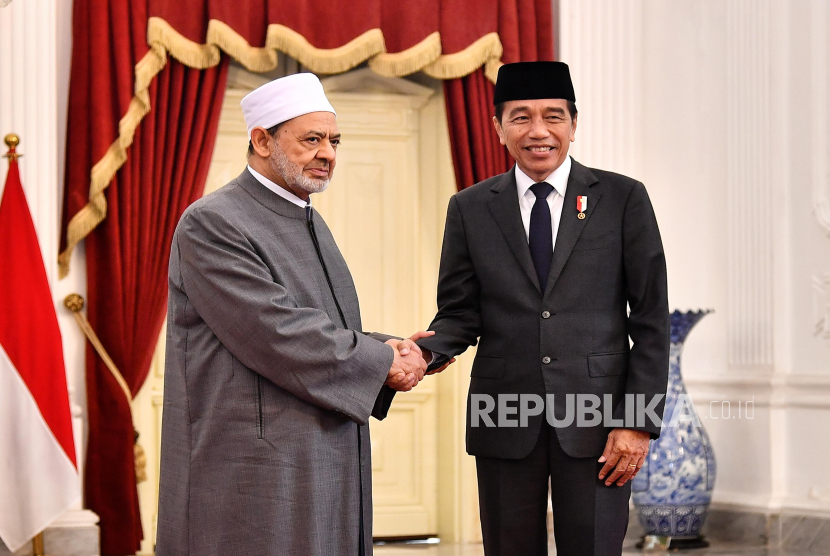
[383,331,455,392]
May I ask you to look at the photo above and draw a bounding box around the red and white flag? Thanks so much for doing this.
[0,150,79,551]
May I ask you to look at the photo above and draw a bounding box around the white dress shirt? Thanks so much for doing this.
[515,155,572,248]
[247,165,309,208]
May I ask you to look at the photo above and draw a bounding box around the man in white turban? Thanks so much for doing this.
[156,73,443,556]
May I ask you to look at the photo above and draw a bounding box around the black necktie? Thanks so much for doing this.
[529,182,554,291]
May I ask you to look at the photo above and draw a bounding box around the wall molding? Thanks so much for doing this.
[708,493,830,525]
[710,491,786,513]
[708,494,830,518]
[811,0,830,236]
[557,0,644,178]
[726,0,775,369]
[814,273,830,343]
[685,372,830,409]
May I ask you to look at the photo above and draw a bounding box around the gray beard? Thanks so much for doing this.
[269,145,330,195]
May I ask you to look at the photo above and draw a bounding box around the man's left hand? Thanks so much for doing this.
[597,428,651,487]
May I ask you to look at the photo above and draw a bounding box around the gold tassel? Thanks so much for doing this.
[64,294,146,485]
[134,430,148,484]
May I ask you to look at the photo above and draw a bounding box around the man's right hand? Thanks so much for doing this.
[384,339,427,391]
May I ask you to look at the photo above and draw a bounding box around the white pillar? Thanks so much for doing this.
[0,1,97,553]
[726,0,775,370]
[558,0,645,178]
[811,0,830,239]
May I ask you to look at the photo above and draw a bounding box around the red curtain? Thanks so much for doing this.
[81,60,228,554]
[444,69,512,189]
[64,4,229,550]
[60,1,551,553]
[443,0,555,190]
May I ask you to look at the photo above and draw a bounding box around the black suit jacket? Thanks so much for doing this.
[419,159,670,459]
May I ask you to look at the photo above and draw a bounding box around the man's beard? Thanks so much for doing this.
[269,145,330,195]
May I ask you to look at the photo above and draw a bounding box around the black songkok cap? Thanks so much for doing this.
[493,61,576,105]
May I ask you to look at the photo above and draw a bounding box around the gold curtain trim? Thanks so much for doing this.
[369,31,442,76]
[57,17,504,277]
[208,20,278,72]
[267,25,385,74]
[149,18,220,70]
[422,32,504,81]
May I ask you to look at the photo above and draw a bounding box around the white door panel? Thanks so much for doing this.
[134,71,462,552]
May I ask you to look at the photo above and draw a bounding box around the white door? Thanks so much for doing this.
[315,74,439,537]
[133,69,460,552]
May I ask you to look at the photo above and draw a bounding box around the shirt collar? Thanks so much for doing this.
[515,155,572,200]
[247,165,310,208]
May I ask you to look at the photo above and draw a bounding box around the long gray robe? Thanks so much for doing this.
[156,168,396,556]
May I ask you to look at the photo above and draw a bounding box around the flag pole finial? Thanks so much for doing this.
[4,133,22,160]
[4,133,19,148]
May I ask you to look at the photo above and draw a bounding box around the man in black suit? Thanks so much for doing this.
[418,62,670,555]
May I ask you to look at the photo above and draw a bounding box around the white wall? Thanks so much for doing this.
[560,0,830,517]
[781,0,830,512]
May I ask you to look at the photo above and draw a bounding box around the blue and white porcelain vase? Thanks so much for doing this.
[632,310,716,546]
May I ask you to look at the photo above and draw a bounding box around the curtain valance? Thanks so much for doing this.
[58,0,546,276]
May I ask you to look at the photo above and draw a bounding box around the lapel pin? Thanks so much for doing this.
[577,196,588,220]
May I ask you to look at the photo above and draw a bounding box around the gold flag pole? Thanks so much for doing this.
[31,531,51,556]
[3,135,45,556]
[4,133,22,160]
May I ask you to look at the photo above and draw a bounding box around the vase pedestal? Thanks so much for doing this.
[636,535,710,550]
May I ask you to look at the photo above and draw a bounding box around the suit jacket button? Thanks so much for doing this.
[541,311,551,319]
[542,356,551,364]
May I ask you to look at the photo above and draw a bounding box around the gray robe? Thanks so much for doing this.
[156,168,396,556]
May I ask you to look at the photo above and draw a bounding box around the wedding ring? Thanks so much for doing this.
[628,464,637,468]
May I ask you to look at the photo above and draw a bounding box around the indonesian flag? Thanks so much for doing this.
[0,154,79,551]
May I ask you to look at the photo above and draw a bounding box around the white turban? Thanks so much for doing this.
[240,73,336,139]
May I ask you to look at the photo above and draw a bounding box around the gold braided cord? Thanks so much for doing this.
[57,17,504,277]
[57,43,168,277]
[67,305,133,403]
[63,294,148,483]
